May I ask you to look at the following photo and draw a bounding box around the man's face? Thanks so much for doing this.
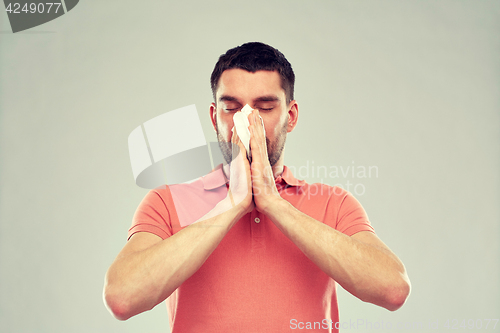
[210,69,297,166]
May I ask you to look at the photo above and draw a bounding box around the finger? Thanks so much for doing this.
[231,126,247,160]
[253,110,266,142]
[249,110,267,157]
[231,127,239,143]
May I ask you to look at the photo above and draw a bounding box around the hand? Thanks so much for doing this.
[248,109,282,213]
[227,124,254,216]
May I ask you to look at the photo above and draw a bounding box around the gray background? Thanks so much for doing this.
[1,1,498,332]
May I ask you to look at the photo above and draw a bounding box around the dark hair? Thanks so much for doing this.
[210,42,295,104]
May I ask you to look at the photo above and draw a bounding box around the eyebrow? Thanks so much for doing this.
[218,95,280,103]
[255,95,280,102]
[218,95,240,103]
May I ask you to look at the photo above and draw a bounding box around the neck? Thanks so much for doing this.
[222,156,285,180]
[271,163,284,179]
[271,150,285,179]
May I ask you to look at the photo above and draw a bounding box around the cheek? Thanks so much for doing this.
[266,110,288,137]
[216,115,234,140]
[268,118,286,138]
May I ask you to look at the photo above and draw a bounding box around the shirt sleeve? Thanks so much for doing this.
[327,187,375,236]
[128,187,175,240]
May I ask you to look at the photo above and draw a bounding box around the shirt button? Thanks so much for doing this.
[254,217,260,223]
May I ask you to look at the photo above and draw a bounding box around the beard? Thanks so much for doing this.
[215,116,288,167]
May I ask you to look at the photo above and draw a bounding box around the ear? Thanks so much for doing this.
[286,100,299,133]
[210,102,217,132]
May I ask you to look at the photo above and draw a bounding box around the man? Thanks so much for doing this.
[104,42,410,332]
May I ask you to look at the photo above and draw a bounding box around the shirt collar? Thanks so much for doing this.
[276,165,305,187]
[201,165,304,190]
[201,165,228,190]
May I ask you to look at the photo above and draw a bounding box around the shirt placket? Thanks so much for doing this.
[250,209,264,251]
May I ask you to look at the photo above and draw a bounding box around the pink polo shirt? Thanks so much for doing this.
[129,166,375,332]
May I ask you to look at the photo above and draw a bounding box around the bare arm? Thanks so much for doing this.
[264,199,411,311]
[104,134,252,320]
[103,199,246,320]
[247,108,411,311]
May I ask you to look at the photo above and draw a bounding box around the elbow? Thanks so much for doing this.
[384,275,411,311]
[103,284,134,321]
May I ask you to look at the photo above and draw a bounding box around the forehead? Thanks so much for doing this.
[216,69,284,100]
